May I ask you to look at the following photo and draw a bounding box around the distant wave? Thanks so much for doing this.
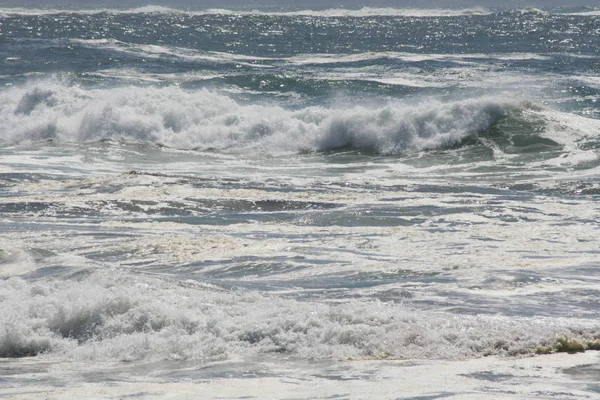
[0,6,491,18]
[5,6,600,18]
[3,79,595,160]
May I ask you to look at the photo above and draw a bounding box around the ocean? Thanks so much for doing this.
[1,5,600,399]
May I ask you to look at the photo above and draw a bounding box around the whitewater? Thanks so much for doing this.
[1,5,600,399]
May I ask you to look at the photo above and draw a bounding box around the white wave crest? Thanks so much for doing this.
[0,80,519,155]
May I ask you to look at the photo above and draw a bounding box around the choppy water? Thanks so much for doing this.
[1,5,600,399]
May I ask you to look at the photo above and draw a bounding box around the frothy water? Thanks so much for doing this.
[1,5,600,399]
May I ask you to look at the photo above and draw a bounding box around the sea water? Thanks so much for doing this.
[0,5,599,399]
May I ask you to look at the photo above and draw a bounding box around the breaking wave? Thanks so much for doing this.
[1,80,564,155]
